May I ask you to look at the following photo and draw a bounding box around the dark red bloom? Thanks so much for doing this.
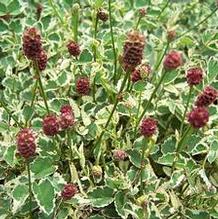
[188,107,209,128]
[17,128,36,159]
[186,67,203,86]
[67,41,81,57]
[76,77,90,95]
[22,27,42,60]
[195,86,218,107]
[139,8,146,17]
[36,49,47,71]
[97,9,108,22]
[113,150,127,161]
[36,3,43,20]
[131,63,151,83]
[122,31,145,71]
[167,30,176,42]
[60,105,75,129]
[140,118,157,137]
[43,115,59,136]
[61,183,78,200]
[163,51,183,70]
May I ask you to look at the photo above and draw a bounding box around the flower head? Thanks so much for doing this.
[17,128,36,159]
[163,51,183,70]
[67,40,81,57]
[186,67,203,86]
[43,114,59,136]
[76,77,90,95]
[140,118,157,137]
[59,104,75,129]
[188,107,209,128]
[61,183,78,200]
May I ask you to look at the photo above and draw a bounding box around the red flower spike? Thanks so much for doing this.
[188,107,209,128]
[61,183,78,200]
[17,128,36,159]
[186,67,203,86]
[43,115,59,136]
[163,51,183,70]
[140,118,157,137]
[76,77,90,95]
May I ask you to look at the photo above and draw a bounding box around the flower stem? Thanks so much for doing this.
[52,198,63,219]
[95,71,130,163]
[140,138,147,193]
[72,6,79,42]
[34,62,50,114]
[135,16,142,30]
[48,0,65,26]
[175,8,218,41]
[0,100,23,128]
[133,69,167,138]
[26,160,33,219]
[31,80,38,108]
[179,86,193,135]
[157,0,170,19]
[108,0,117,84]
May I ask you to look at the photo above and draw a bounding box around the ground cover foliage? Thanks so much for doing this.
[1,0,218,218]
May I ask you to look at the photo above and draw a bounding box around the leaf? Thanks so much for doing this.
[3,145,17,167]
[22,105,34,122]
[30,157,57,179]
[207,140,218,164]
[88,187,114,208]
[11,184,29,214]
[78,49,92,63]
[161,136,176,154]
[127,149,141,168]
[207,58,218,83]
[163,69,180,84]
[133,81,146,92]
[114,191,128,218]
[33,179,55,215]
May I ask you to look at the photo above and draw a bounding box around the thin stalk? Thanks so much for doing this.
[72,6,79,42]
[34,62,50,114]
[179,86,193,134]
[135,16,142,30]
[0,101,23,128]
[133,69,167,138]
[157,0,170,19]
[140,139,147,193]
[52,198,63,219]
[175,8,218,41]
[108,0,117,83]
[48,0,65,25]
[31,80,38,107]
[151,42,169,82]
[95,71,130,163]
[27,160,32,218]
[172,126,193,171]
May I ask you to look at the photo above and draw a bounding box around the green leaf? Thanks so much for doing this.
[33,179,55,215]
[30,157,57,179]
[114,191,128,218]
[12,184,29,213]
[22,105,34,122]
[208,140,218,164]
[133,81,146,92]
[163,70,180,84]
[78,49,93,63]
[161,136,176,154]
[207,58,218,83]
[3,145,17,167]
[128,149,141,168]
[88,187,114,208]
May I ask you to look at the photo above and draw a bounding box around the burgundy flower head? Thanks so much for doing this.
[36,49,47,71]
[43,114,59,136]
[195,86,218,107]
[17,128,36,159]
[67,41,81,57]
[163,51,183,70]
[140,118,157,137]
[139,8,146,17]
[188,107,209,128]
[122,31,145,71]
[131,63,151,83]
[60,105,75,129]
[186,67,203,86]
[167,30,176,42]
[36,3,43,20]
[76,77,90,95]
[97,9,108,22]
[61,183,78,200]
[22,27,42,60]
[113,150,128,161]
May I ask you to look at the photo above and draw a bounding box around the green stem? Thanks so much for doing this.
[27,160,32,219]
[157,0,170,19]
[151,42,169,82]
[34,62,50,114]
[175,8,218,41]
[0,100,23,128]
[179,86,193,135]
[52,198,63,219]
[95,71,130,163]
[48,0,65,25]
[72,6,79,42]
[140,139,147,193]
[135,16,142,30]
[31,80,38,107]
[133,69,167,138]
[108,0,117,83]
